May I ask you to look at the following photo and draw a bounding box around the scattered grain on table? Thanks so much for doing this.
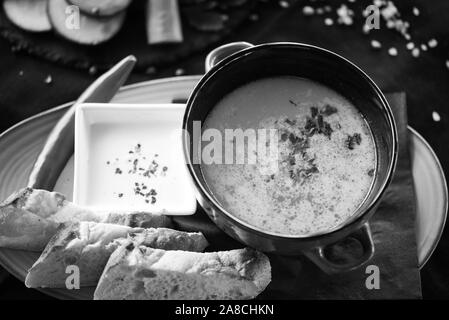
[44,75,52,84]
[432,111,441,122]
[175,68,185,76]
[371,40,382,49]
[324,18,334,26]
[279,1,290,9]
[388,47,398,56]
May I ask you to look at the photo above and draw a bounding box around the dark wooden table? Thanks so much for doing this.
[0,0,448,299]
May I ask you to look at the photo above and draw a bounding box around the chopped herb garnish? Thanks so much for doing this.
[320,104,338,116]
[284,118,296,126]
[288,133,300,144]
[304,109,333,139]
[346,133,362,150]
[280,132,288,141]
[109,143,168,204]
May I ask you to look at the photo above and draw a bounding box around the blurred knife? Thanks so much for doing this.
[28,55,137,190]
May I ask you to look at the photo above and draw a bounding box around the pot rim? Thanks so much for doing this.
[183,42,398,241]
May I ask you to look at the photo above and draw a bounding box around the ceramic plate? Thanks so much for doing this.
[0,76,446,299]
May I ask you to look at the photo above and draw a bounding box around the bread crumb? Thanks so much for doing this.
[279,1,289,8]
[324,18,334,26]
[371,40,382,49]
[145,66,157,75]
[381,2,398,20]
[88,66,97,75]
[432,111,441,122]
[362,23,371,34]
[44,75,52,84]
[249,13,259,21]
[175,68,185,76]
[337,4,354,25]
[388,47,398,56]
[302,6,315,16]
[428,39,438,48]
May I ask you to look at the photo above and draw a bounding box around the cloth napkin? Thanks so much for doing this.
[173,92,422,299]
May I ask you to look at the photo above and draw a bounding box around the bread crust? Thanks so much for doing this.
[25,222,208,288]
[0,188,172,251]
[94,244,271,300]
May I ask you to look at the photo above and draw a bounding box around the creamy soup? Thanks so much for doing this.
[201,76,376,236]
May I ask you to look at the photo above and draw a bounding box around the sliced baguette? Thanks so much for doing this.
[0,188,172,251]
[3,0,51,32]
[0,204,59,251]
[48,0,126,45]
[25,222,208,288]
[68,0,132,17]
[94,244,271,300]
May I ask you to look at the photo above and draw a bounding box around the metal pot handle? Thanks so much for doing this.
[304,223,375,274]
[205,41,254,73]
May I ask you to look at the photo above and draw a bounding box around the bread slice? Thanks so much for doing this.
[0,204,59,251]
[48,0,126,45]
[0,188,172,251]
[68,0,132,16]
[25,222,208,288]
[94,244,271,300]
[25,221,135,288]
[3,0,52,32]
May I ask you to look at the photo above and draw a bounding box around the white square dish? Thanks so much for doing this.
[74,103,196,215]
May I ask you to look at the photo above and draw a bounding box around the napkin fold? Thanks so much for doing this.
[173,92,422,299]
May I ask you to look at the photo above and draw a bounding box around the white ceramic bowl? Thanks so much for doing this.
[74,103,196,215]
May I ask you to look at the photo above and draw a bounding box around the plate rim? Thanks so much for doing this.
[0,76,446,298]
[409,126,448,268]
[0,75,202,142]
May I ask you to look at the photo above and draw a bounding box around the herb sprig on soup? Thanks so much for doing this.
[201,76,376,236]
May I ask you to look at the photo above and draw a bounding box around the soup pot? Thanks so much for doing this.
[182,42,398,273]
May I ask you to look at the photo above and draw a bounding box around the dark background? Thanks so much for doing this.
[0,0,448,299]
